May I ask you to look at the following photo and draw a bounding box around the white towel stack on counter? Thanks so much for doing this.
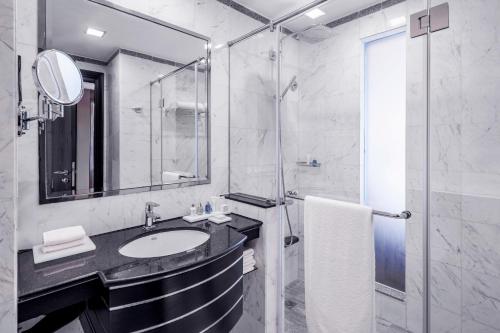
[243,248,256,274]
[33,226,96,264]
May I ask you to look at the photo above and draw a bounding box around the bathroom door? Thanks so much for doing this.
[45,106,77,195]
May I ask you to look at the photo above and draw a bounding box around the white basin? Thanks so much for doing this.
[119,229,210,258]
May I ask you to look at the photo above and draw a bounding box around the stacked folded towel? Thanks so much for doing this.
[243,248,256,274]
[42,226,87,253]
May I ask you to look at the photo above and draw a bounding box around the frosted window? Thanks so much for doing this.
[363,31,406,291]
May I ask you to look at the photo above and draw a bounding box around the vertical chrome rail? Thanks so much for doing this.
[275,24,285,333]
[194,61,199,179]
[424,0,431,331]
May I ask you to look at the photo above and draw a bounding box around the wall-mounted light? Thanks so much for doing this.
[305,8,325,19]
[86,27,106,38]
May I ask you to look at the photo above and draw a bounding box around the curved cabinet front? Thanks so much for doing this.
[82,245,243,333]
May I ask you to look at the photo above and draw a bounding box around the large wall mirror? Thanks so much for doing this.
[37,0,211,204]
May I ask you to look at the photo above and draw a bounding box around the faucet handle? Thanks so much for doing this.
[145,201,160,211]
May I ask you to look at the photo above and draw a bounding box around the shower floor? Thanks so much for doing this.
[284,279,409,333]
[285,280,308,333]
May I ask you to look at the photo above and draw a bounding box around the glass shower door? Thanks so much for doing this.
[278,0,428,332]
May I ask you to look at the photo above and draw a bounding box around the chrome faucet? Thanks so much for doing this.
[144,202,160,230]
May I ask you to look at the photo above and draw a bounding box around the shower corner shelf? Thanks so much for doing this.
[296,161,321,167]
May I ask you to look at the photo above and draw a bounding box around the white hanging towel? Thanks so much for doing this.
[304,196,374,333]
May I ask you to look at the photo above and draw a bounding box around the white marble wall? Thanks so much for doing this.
[0,0,16,330]
[229,30,278,200]
[427,0,500,332]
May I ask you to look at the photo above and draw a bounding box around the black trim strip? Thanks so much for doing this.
[216,0,269,24]
[326,0,406,28]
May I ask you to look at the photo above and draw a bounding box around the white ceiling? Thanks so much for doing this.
[233,0,381,31]
[46,0,207,64]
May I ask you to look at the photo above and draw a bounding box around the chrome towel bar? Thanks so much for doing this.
[285,195,411,220]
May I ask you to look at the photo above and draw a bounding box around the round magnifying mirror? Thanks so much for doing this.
[32,49,84,106]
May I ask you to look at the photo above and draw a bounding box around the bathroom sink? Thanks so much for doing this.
[118,229,210,258]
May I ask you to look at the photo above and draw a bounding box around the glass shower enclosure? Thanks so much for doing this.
[228,0,500,332]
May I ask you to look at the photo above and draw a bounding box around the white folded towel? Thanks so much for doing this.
[42,238,85,253]
[43,226,86,246]
[243,258,256,268]
[166,101,207,112]
[304,196,374,333]
[162,171,195,182]
[243,248,255,257]
[243,265,255,274]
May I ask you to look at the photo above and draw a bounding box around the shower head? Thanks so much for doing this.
[282,24,335,44]
[297,25,334,43]
[281,75,298,100]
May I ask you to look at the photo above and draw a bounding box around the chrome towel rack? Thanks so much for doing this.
[285,195,411,220]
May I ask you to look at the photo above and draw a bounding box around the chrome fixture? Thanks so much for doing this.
[285,195,412,220]
[227,0,328,47]
[281,24,335,44]
[19,49,84,136]
[280,75,298,101]
[144,202,161,230]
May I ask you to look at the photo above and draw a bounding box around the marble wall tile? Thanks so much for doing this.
[430,260,461,315]
[462,268,500,330]
[462,221,500,278]
[0,0,16,330]
[462,319,500,333]
[376,293,407,329]
[430,305,462,333]
[430,216,461,266]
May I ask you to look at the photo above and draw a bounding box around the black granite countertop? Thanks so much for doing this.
[18,214,262,299]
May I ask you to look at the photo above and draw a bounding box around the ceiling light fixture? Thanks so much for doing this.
[305,8,325,19]
[86,27,105,38]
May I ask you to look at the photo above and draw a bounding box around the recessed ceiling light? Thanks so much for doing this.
[86,27,105,38]
[305,8,325,19]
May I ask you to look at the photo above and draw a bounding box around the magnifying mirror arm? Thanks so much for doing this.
[17,104,45,136]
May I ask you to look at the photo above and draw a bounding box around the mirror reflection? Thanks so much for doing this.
[38,0,210,203]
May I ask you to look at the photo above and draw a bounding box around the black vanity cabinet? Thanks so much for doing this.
[18,215,262,333]
[82,246,243,333]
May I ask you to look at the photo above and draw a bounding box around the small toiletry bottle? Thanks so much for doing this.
[197,202,204,215]
[205,201,212,214]
[190,204,196,216]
